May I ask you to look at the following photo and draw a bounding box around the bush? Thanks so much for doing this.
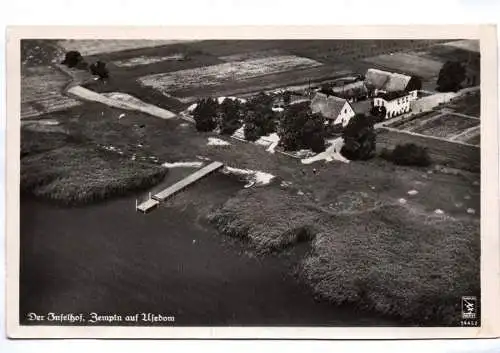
[382,143,432,167]
[193,98,218,132]
[90,61,109,79]
[218,98,242,135]
[436,61,466,92]
[279,103,326,152]
[62,51,83,68]
[340,115,376,160]
[243,122,260,142]
[75,60,89,70]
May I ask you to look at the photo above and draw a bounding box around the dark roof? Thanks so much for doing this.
[332,81,368,98]
[365,68,412,92]
[310,92,348,120]
[376,91,412,101]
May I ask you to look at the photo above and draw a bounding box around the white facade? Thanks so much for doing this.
[333,101,356,127]
[373,90,418,119]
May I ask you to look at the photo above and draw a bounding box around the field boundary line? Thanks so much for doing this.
[449,125,481,141]
[448,111,480,120]
[378,126,480,148]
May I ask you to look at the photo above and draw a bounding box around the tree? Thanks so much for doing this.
[193,98,218,132]
[282,91,292,106]
[340,114,377,160]
[406,75,423,91]
[302,113,326,153]
[243,112,261,142]
[279,102,326,152]
[218,98,242,135]
[90,61,109,79]
[436,61,466,92]
[370,105,387,122]
[382,143,431,167]
[242,92,276,138]
[62,51,83,68]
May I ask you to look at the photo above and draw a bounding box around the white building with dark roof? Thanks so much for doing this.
[373,90,418,119]
[310,92,356,127]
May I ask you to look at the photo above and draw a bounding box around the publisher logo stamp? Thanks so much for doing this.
[461,296,477,320]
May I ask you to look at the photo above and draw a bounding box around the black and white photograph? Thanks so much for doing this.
[5,25,499,339]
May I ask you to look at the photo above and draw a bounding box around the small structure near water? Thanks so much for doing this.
[136,161,224,213]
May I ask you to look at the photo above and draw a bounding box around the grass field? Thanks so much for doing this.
[388,111,443,131]
[138,55,323,93]
[363,52,443,79]
[75,39,449,110]
[20,103,169,205]
[465,133,481,146]
[411,114,479,139]
[21,66,82,119]
[209,158,479,325]
[446,92,481,118]
[377,128,480,172]
[57,39,198,56]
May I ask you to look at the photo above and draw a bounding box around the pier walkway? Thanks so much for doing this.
[136,161,224,213]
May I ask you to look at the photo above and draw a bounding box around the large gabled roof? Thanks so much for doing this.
[310,92,349,120]
[365,68,412,92]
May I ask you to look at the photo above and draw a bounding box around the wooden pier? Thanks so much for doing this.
[136,161,224,213]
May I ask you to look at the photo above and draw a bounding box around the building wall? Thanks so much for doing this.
[333,102,356,126]
[374,91,418,118]
[410,92,457,113]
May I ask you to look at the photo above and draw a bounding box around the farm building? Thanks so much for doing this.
[365,68,421,94]
[373,90,418,119]
[272,92,310,111]
[331,81,369,102]
[310,92,356,127]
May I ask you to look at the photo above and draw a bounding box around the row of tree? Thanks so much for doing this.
[62,51,109,79]
[193,92,277,138]
[193,92,381,159]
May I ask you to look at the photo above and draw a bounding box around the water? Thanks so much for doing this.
[20,172,397,326]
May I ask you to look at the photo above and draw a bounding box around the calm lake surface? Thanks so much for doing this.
[20,171,397,326]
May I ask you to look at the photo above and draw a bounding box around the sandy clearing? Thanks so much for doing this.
[162,161,204,168]
[207,137,231,146]
[57,40,199,56]
[22,119,66,133]
[301,137,350,164]
[138,55,323,94]
[112,54,186,67]
[222,166,275,186]
[68,88,176,120]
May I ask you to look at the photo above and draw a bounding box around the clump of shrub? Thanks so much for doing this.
[62,50,84,68]
[218,98,242,135]
[301,204,479,326]
[90,60,109,80]
[278,102,326,153]
[340,114,376,160]
[381,143,431,167]
[193,98,218,132]
[21,144,167,205]
[208,187,319,253]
